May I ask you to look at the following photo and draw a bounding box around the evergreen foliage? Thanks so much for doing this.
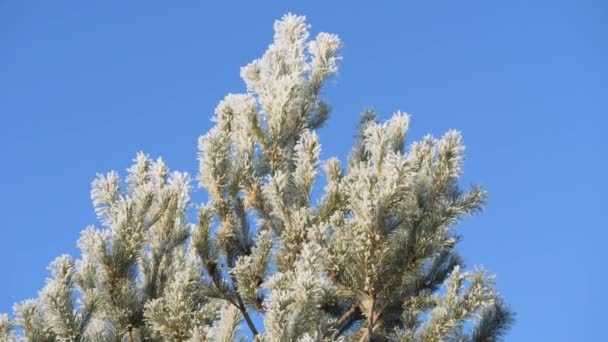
[1,14,512,342]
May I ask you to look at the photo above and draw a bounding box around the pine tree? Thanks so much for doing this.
[1,14,513,342]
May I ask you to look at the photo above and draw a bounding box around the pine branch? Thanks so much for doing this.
[334,305,361,338]
[235,290,259,336]
[230,274,258,336]
[336,305,360,328]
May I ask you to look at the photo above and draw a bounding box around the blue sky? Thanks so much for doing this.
[0,1,605,340]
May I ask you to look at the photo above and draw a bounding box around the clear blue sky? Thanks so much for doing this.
[0,1,605,340]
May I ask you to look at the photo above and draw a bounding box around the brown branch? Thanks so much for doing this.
[333,305,361,339]
[367,294,375,341]
[358,295,387,342]
[228,269,259,337]
[126,325,133,342]
[204,259,258,337]
[358,294,376,342]
[337,305,360,327]
[235,291,259,336]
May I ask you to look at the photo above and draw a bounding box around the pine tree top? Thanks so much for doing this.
[1,13,512,342]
